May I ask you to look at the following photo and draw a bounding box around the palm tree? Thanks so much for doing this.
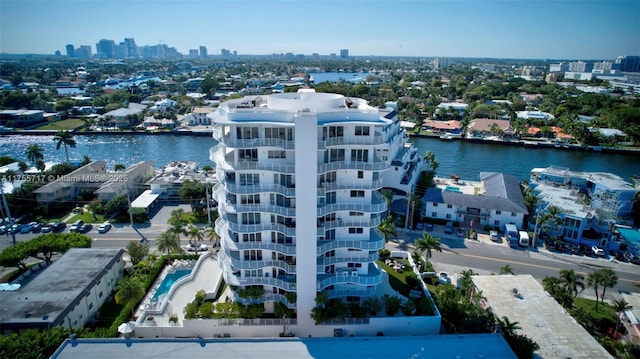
[458,269,477,298]
[414,232,442,262]
[381,190,394,216]
[612,298,632,339]
[156,231,179,256]
[25,144,44,166]
[378,216,397,242]
[115,276,145,317]
[497,316,521,336]
[53,130,76,163]
[114,163,126,172]
[586,271,603,310]
[558,269,584,297]
[35,159,45,172]
[542,276,561,296]
[168,208,189,243]
[187,225,204,245]
[203,222,219,247]
[598,268,618,305]
[499,265,515,275]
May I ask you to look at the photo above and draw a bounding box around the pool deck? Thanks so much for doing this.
[434,176,483,195]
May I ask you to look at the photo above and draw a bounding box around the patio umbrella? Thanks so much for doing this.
[117,321,136,334]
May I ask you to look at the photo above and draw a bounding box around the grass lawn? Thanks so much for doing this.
[377,259,412,296]
[67,212,106,224]
[34,118,86,131]
[574,296,617,323]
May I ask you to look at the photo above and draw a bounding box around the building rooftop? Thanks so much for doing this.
[472,275,612,359]
[51,334,516,359]
[0,248,124,330]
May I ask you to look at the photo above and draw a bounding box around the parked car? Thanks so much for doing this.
[424,223,434,231]
[489,230,500,242]
[97,222,112,233]
[31,222,43,233]
[444,221,453,234]
[438,272,451,285]
[69,220,84,233]
[186,243,208,252]
[19,223,32,234]
[416,223,424,231]
[41,223,53,233]
[591,246,605,257]
[456,227,465,237]
[0,225,7,235]
[9,224,21,234]
[52,222,66,232]
[78,224,93,233]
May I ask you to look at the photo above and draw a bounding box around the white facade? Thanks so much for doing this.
[209,90,420,329]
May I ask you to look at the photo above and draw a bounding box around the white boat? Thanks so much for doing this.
[440,133,453,141]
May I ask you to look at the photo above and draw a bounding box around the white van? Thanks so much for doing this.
[518,231,530,247]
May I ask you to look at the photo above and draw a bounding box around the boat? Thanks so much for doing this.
[440,133,453,141]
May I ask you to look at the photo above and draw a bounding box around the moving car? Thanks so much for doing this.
[97,222,112,233]
[186,243,208,252]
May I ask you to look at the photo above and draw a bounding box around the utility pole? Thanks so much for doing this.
[1,183,16,245]
[206,184,211,224]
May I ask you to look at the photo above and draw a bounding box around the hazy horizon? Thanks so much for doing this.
[1,0,639,60]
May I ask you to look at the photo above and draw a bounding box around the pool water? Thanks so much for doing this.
[445,186,461,192]
[151,269,191,301]
[618,227,640,246]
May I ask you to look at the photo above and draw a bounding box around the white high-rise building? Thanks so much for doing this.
[209,89,423,333]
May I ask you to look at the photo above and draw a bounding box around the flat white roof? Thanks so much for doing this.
[131,190,159,208]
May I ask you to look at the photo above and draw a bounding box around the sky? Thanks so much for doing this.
[1,0,639,60]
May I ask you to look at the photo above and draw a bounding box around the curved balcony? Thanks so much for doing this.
[217,136,296,150]
[220,201,296,217]
[318,160,387,173]
[317,230,385,253]
[316,264,383,291]
[220,252,297,291]
[210,146,296,173]
[220,233,296,255]
[219,181,296,197]
[317,192,386,217]
[233,292,297,309]
[223,251,296,273]
[319,134,384,148]
[317,218,382,233]
[316,252,379,270]
[320,178,383,192]
[217,216,296,237]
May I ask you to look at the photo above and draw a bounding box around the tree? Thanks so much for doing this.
[612,298,632,339]
[586,270,603,311]
[53,130,76,163]
[157,231,179,256]
[115,276,145,317]
[126,240,149,266]
[414,232,442,262]
[499,265,515,275]
[168,208,189,242]
[377,216,397,242]
[35,159,45,172]
[187,225,204,245]
[558,269,584,297]
[25,144,44,166]
[598,268,618,305]
[114,163,125,172]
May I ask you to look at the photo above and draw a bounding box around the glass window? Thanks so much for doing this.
[350,190,365,198]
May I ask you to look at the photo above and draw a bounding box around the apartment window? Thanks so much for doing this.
[432,203,438,207]
[350,190,365,198]
[351,149,369,162]
[494,220,500,226]
[244,250,263,260]
[511,212,516,217]
[245,269,263,277]
[237,126,258,139]
[445,214,451,219]
[348,227,364,234]
[325,229,336,240]
[98,291,103,298]
[329,149,345,162]
[241,213,261,225]
[268,150,286,159]
[495,210,501,215]
[447,204,452,209]
[355,126,370,136]
[88,303,93,310]
[431,212,437,217]
[348,263,363,268]
[357,171,364,179]
[265,127,292,140]
[241,194,260,204]
[349,211,364,216]
[328,126,344,138]
[239,173,259,186]
[243,233,262,242]
[239,148,258,161]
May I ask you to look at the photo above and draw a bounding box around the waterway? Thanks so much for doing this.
[0,134,638,182]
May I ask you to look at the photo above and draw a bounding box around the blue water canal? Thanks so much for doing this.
[0,134,638,182]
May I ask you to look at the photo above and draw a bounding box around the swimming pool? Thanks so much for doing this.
[445,186,461,192]
[151,269,191,301]
[618,227,640,246]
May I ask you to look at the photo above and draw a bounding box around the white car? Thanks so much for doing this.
[187,243,208,252]
[97,222,112,233]
[489,230,500,242]
[591,246,605,257]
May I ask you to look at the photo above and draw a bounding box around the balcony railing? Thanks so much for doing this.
[317,191,386,216]
[219,201,296,217]
[219,232,296,255]
[217,136,296,150]
[216,216,296,237]
[316,264,382,290]
[219,252,297,291]
[324,287,377,300]
[233,292,297,309]
[317,218,382,233]
[317,235,384,254]
[318,160,387,173]
[319,133,384,148]
[219,181,296,197]
[320,178,383,192]
[316,252,379,271]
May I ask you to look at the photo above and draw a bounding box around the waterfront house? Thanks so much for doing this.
[0,109,45,128]
[94,161,155,202]
[466,118,514,139]
[529,166,637,247]
[434,102,468,120]
[183,106,214,126]
[101,103,147,129]
[34,161,108,204]
[421,172,528,230]
[421,119,462,134]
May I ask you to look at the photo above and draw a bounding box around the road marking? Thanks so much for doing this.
[451,251,640,285]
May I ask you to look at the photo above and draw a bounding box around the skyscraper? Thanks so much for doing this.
[209,89,422,333]
[620,56,640,73]
[96,39,116,59]
[340,49,349,58]
[65,44,75,58]
[199,46,208,58]
[124,38,138,58]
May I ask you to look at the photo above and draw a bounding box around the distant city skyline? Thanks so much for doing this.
[1,0,639,60]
